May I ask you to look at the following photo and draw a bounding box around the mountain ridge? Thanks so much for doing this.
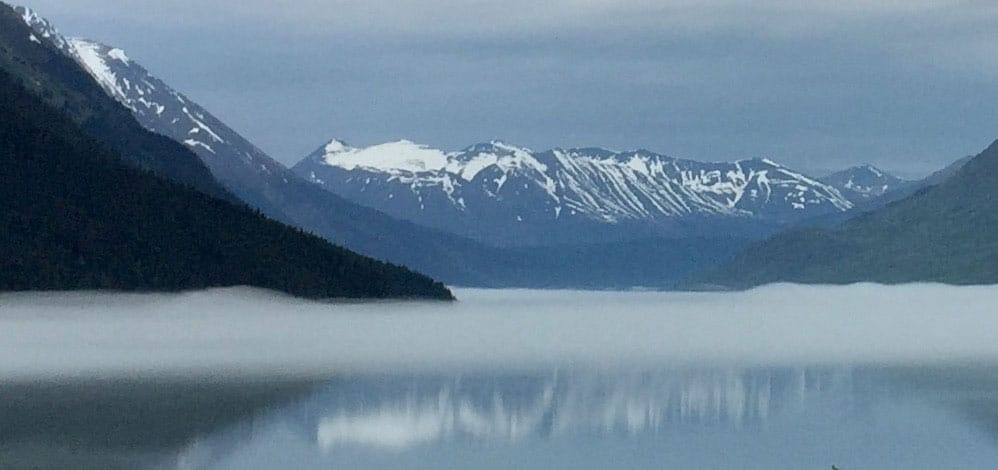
[687,139,998,288]
[294,138,861,246]
[3,5,231,200]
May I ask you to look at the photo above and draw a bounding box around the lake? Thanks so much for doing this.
[3,285,998,469]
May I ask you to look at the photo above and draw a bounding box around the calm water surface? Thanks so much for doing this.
[6,366,998,469]
[3,287,998,469]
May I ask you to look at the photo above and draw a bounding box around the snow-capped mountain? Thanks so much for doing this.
[18,5,290,200]
[294,139,854,245]
[820,165,909,201]
[14,5,531,286]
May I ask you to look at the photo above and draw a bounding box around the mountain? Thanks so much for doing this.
[293,139,855,246]
[3,5,229,200]
[796,157,972,229]
[688,140,998,288]
[0,65,452,298]
[869,154,974,206]
[21,30,298,218]
[13,5,545,286]
[819,165,909,201]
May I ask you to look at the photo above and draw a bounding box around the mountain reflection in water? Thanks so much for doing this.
[170,366,998,469]
[308,368,843,450]
[6,366,998,469]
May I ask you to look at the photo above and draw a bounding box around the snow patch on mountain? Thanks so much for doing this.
[322,139,450,173]
[106,47,130,64]
[184,139,216,154]
[68,39,127,99]
[182,106,225,143]
[318,139,543,184]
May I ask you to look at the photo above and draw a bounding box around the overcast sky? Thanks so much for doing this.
[21,0,998,176]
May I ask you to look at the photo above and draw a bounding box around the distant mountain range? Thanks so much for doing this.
[689,140,998,288]
[22,3,907,253]
[293,139,877,246]
[0,3,451,299]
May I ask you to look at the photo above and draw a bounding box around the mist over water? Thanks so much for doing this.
[0,284,996,379]
[5,286,998,469]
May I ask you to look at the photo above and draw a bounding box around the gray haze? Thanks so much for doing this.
[2,285,998,379]
[18,1,998,176]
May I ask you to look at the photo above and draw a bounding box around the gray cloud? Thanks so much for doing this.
[20,0,998,176]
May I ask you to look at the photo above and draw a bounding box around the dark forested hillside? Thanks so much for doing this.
[689,140,998,289]
[0,3,228,199]
[0,69,452,299]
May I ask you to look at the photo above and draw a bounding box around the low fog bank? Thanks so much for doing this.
[0,284,996,379]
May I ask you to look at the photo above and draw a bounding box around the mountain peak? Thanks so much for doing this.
[732,157,782,167]
[316,139,450,174]
[555,147,624,161]
[860,163,885,174]
[822,163,899,179]
[14,4,69,51]
[454,140,533,160]
[66,37,131,63]
[323,138,352,154]
[843,164,886,178]
[15,4,40,25]
[490,140,533,154]
[820,164,906,200]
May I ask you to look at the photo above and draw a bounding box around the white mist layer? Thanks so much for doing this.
[0,284,995,379]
